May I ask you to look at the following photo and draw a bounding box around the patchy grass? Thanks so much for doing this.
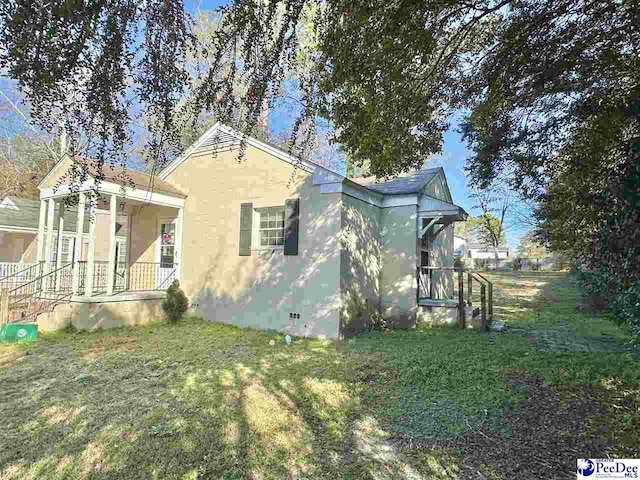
[0,272,639,479]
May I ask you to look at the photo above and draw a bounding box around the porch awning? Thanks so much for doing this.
[419,196,468,221]
[39,157,186,209]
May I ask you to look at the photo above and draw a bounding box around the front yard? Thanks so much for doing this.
[1,272,639,479]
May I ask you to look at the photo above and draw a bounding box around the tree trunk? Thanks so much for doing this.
[494,246,500,270]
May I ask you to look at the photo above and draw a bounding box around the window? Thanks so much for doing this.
[50,237,73,262]
[116,239,127,264]
[160,222,176,266]
[258,208,285,247]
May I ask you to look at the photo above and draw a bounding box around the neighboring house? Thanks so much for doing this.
[0,197,40,265]
[454,235,468,258]
[0,196,127,269]
[466,242,510,260]
[6,123,468,337]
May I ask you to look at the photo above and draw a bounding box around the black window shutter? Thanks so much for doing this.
[239,203,253,256]
[284,198,299,256]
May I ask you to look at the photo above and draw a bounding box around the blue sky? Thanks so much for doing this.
[183,1,530,250]
[0,0,530,250]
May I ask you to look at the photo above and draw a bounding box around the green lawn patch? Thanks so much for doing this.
[0,272,638,479]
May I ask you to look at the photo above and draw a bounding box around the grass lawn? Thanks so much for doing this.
[1,272,639,479]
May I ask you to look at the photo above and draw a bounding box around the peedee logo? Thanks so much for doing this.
[578,459,640,479]
[577,459,595,477]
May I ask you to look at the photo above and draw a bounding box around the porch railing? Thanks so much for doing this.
[417,266,493,329]
[466,271,493,330]
[127,262,178,291]
[0,262,44,291]
[0,260,178,323]
[417,266,461,301]
[76,261,178,295]
[4,262,74,323]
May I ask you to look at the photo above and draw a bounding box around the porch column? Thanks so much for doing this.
[36,200,47,262]
[106,194,117,295]
[72,193,86,295]
[175,207,184,282]
[85,201,97,296]
[44,199,56,274]
[55,202,65,290]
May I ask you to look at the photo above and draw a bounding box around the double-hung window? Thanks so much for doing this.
[258,208,285,247]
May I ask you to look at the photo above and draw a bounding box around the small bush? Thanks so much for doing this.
[512,257,523,271]
[162,280,189,324]
[342,289,385,334]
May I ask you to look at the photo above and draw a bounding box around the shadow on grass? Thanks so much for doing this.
[0,321,461,480]
[1,272,639,479]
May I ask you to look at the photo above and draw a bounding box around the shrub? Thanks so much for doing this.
[342,289,385,334]
[162,280,189,324]
[512,257,522,271]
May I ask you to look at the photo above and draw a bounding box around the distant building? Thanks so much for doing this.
[454,235,468,258]
[466,242,510,259]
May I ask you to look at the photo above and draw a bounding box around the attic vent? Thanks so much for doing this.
[0,198,18,210]
[194,131,240,154]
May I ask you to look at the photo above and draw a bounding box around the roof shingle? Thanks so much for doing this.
[351,168,440,195]
[85,162,186,198]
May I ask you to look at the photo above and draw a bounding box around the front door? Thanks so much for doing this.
[157,220,177,289]
[113,241,128,291]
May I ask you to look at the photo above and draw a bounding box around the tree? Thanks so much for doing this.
[468,213,507,269]
[469,184,511,269]
[517,233,548,268]
[454,220,476,241]
[0,86,57,197]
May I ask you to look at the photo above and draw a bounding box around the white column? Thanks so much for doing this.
[55,202,65,290]
[72,193,86,295]
[42,199,56,292]
[36,200,47,262]
[125,212,132,290]
[175,207,184,282]
[44,199,56,270]
[85,201,97,297]
[106,194,117,295]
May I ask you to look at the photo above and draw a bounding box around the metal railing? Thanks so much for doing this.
[127,262,177,291]
[4,263,73,323]
[417,266,494,329]
[417,266,461,300]
[0,262,44,291]
[466,271,493,330]
[75,261,177,295]
[0,260,178,324]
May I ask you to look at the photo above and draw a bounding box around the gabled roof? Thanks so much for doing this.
[0,197,19,210]
[39,156,186,198]
[352,168,441,195]
[159,123,321,180]
[0,197,40,230]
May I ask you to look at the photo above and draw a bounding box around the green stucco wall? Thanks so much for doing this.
[379,204,419,327]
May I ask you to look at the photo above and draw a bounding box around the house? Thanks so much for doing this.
[2,123,468,337]
[454,235,468,258]
[0,197,40,267]
[466,242,510,260]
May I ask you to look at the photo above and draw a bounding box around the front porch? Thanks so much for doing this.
[413,199,495,328]
[0,158,187,327]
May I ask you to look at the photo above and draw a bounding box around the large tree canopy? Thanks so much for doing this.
[3,1,636,184]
